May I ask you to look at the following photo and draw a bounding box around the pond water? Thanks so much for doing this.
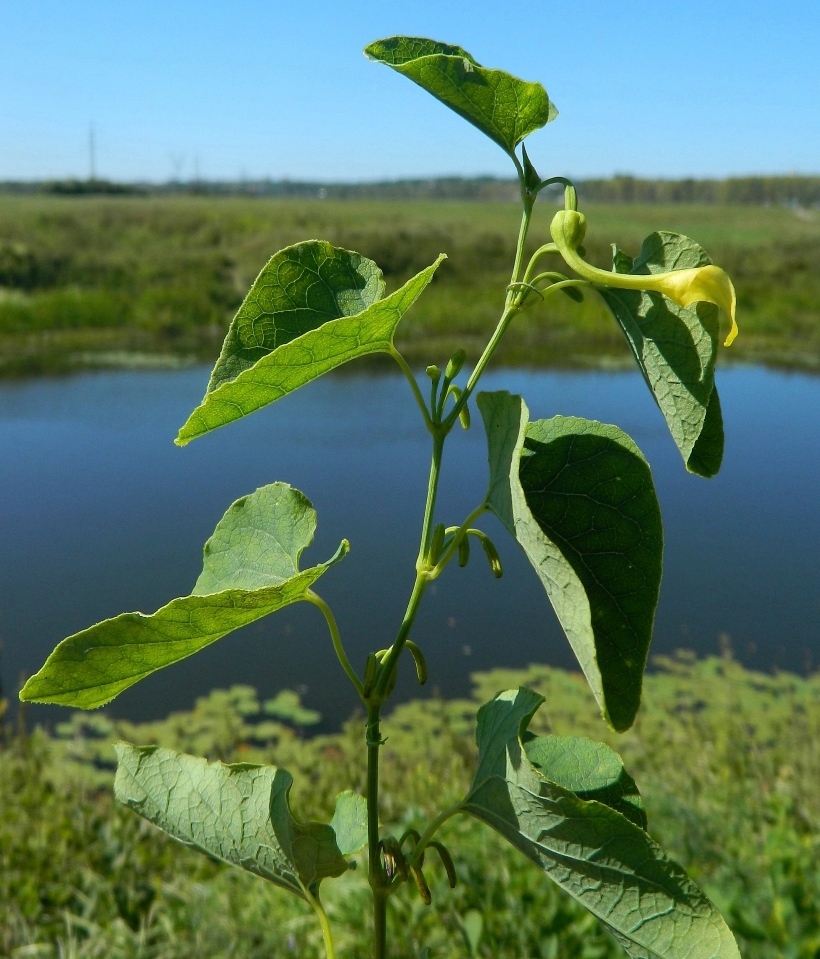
[1,363,818,731]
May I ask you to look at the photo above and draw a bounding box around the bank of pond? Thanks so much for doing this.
[0,196,818,375]
[2,655,819,958]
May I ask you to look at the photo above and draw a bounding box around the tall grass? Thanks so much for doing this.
[3,653,819,957]
[0,196,817,375]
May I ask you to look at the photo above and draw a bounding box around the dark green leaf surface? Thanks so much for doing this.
[463,688,740,959]
[177,244,444,444]
[525,735,646,829]
[20,484,347,708]
[478,391,662,731]
[114,744,348,898]
[330,791,369,857]
[598,232,724,477]
[364,37,557,156]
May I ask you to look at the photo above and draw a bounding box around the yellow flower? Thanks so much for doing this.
[550,211,738,346]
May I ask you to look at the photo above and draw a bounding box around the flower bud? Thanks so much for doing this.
[550,209,587,251]
[429,523,446,565]
[479,535,503,579]
[405,639,428,685]
[444,349,466,380]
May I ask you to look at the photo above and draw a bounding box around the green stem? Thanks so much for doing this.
[444,200,534,431]
[390,346,433,430]
[304,888,336,959]
[417,430,445,566]
[366,703,388,959]
[520,243,559,286]
[306,591,364,699]
[533,175,577,209]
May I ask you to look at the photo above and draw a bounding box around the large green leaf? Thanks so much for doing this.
[364,37,557,157]
[114,744,348,898]
[176,242,444,445]
[525,735,646,829]
[478,391,662,731]
[463,688,740,959]
[597,233,724,478]
[20,484,347,708]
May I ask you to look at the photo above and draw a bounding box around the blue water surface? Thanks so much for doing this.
[1,363,817,730]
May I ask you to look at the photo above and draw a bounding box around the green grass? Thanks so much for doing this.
[0,196,817,375]
[2,653,819,957]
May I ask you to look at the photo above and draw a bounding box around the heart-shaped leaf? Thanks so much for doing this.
[20,484,347,708]
[463,688,740,959]
[478,391,663,732]
[597,233,724,477]
[115,744,349,898]
[176,241,444,445]
[365,37,557,157]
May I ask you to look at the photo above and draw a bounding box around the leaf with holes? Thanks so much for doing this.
[478,391,662,731]
[20,483,347,708]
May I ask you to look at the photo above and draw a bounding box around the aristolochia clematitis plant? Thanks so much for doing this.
[22,37,741,959]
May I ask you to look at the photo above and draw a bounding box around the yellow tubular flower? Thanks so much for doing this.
[550,211,738,346]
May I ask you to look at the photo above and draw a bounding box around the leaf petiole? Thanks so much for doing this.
[396,803,463,882]
[304,887,337,959]
[390,346,434,430]
[306,590,364,698]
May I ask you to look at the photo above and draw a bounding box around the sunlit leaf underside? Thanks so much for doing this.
[20,483,346,709]
[176,241,444,445]
[115,744,349,899]
[365,36,557,157]
[464,688,741,959]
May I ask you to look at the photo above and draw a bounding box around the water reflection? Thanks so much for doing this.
[1,363,817,730]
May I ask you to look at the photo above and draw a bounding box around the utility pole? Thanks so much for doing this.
[89,124,96,181]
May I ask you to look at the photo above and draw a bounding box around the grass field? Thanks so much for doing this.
[0,195,817,375]
[2,653,819,958]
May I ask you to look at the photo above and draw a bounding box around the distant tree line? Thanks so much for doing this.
[575,175,820,206]
[0,174,818,205]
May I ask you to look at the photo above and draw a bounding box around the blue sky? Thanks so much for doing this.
[1,0,818,182]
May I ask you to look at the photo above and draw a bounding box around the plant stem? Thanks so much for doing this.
[417,430,445,567]
[367,703,388,959]
[390,346,433,430]
[373,425,444,700]
[366,190,539,955]
[444,200,534,430]
[306,590,364,698]
[304,888,336,959]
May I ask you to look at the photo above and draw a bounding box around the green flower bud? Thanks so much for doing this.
[458,535,470,568]
[444,349,466,380]
[429,522,446,565]
[405,639,428,685]
[550,209,587,251]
